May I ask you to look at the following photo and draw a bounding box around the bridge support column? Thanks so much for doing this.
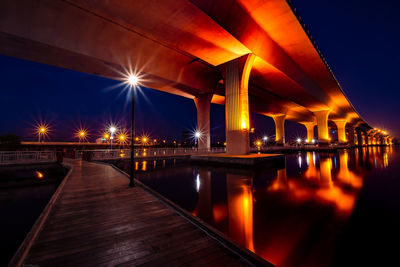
[313,110,330,145]
[347,125,355,146]
[379,136,384,145]
[302,122,316,143]
[332,119,347,145]
[272,115,286,145]
[194,93,213,151]
[222,54,255,155]
[355,132,359,145]
[356,129,364,146]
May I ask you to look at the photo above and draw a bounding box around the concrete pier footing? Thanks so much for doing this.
[190,153,285,167]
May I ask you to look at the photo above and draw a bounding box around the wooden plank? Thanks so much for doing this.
[19,159,251,267]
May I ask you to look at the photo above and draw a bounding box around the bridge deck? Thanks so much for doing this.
[20,160,249,266]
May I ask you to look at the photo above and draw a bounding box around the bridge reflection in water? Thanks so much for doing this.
[130,146,397,267]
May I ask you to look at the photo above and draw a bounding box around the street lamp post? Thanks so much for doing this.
[130,89,135,187]
[194,131,201,152]
[38,126,47,143]
[128,74,139,187]
[109,126,117,150]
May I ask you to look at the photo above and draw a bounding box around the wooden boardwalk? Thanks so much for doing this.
[17,160,251,266]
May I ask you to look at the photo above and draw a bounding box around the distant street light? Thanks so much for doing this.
[110,126,117,133]
[127,74,140,187]
[109,126,117,150]
[194,131,202,150]
[36,124,49,143]
[195,131,201,138]
[76,129,87,143]
[142,137,147,143]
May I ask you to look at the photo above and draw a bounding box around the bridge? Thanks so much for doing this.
[0,0,393,154]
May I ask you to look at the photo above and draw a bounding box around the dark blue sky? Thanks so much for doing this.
[0,0,399,142]
[292,0,400,137]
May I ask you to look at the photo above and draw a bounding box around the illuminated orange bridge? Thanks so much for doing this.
[0,0,393,153]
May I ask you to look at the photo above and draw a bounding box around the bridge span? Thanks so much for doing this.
[0,0,393,153]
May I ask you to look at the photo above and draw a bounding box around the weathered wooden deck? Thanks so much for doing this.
[16,159,251,266]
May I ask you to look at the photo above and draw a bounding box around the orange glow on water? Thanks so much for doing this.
[142,161,147,171]
[337,152,363,189]
[35,171,44,178]
[315,186,356,213]
[212,204,227,224]
[227,174,254,252]
[319,157,333,187]
[179,146,393,267]
[304,152,318,181]
[384,153,389,168]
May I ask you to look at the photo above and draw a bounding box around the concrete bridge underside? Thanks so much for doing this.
[0,0,388,153]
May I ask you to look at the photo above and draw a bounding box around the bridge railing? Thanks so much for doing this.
[86,147,226,161]
[0,151,57,165]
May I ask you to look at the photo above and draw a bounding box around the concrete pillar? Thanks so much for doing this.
[313,110,330,145]
[356,129,363,146]
[347,125,355,146]
[302,122,316,143]
[194,93,213,151]
[222,54,255,154]
[333,120,347,144]
[272,115,286,145]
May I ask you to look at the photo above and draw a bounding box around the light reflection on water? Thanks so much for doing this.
[121,146,400,266]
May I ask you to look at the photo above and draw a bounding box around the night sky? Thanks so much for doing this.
[0,0,399,142]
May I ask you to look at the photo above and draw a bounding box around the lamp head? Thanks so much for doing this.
[109,126,117,134]
[128,74,139,86]
[194,131,201,138]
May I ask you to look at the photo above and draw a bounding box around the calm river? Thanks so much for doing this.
[117,146,400,266]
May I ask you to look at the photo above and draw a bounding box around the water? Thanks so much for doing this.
[117,146,400,266]
[0,164,67,266]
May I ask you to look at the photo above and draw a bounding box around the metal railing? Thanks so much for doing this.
[0,151,57,165]
[87,147,226,161]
